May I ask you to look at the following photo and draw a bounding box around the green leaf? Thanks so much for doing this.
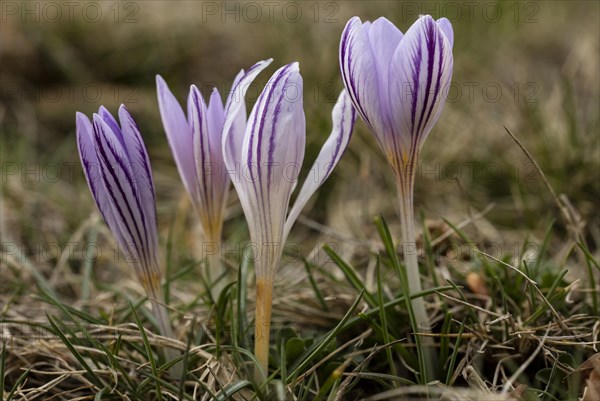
[288,290,364,381]
[323,244,377,307]
[285,338,305,364]
[129,302,163,401]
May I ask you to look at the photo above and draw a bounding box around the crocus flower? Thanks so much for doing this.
[222,61,356,379]
[156,67,262,288]
[76,106,178,369]
[340,15,453,379]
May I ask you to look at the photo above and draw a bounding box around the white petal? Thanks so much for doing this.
[241,62,305,277]
[339,17,385,139]
[283,90,355,240]
[388,15,453,168]
[222,59,273,176]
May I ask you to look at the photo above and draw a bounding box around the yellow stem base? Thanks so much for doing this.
[254,278,273,383]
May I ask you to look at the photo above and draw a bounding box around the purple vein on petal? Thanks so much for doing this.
[420,26,445,146]
[120,106,156,201]
[409,34,422,144]
[340,19,371,130]
[77,113,112,226]
[93,117,150,269]
[248,64,293,241]
[414,19,436,147]
[266,68,292,190]
[324,97,348,179]
[118,107,159,268]
[191,87,213,226]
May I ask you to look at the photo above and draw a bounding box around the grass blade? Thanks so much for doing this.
[374,215,427,384]
[288,289,364,381]
[46,314,104,389]
[376,256,398,380]
[302,257,329,311]
[323,244,377,307]
[130,302,163,401]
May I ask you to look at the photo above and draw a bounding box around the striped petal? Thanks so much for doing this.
[222,59,273,176]
[156,75,198,202]
[92,113,152,269]
[388,15,453,166]
[221,59,272,243]
[436,17,454,48]
[222,70,247,182]
[365,17,403,125]
[76,112,123,239]
[241,62,305,277]
[77,107,170,342]
[189,84,224,239]
[339,17,385,141]
[283,90,355,241]
[117,105,159,259]
[207,88,226,162]
[206,88,229,238]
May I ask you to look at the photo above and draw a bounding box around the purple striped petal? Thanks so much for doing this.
[206,88,229,238]
[189,84,226,240]
[222,59,273,176]
[77,108,165,324]
[283,90,356,240]
[388,15,453,168]
[77,112,116,230]
[224,70,248,161]
[365,17,403,136]
[339,17,385,140]
[221,60,272,247]
[436,17,454,48]
[207,88,226,161]
[77,112,141,275]
[156,75,198,202]
[98,106,122,144]
[92,112,153,269]
[240,62,305,277]
[117,105,159,259]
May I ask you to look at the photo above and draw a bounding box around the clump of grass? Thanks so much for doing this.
[2,189,598,399]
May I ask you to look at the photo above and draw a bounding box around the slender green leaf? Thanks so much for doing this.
[323,244,377,307]
[130,302,163,401]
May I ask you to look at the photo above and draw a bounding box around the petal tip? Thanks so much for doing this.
[190,84,201,97]
[75,111,88,121]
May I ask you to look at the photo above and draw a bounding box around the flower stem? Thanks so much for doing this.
[254,277,273,383]
[396,175,435,382]
[151,291,182,378]
[206,250,225,298]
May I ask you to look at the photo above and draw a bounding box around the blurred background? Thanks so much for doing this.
[1,0,598,295]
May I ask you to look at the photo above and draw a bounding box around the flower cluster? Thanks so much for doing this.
[75,15,453,381]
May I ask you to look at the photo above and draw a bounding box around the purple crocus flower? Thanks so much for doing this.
[340,15,454,380]
[340,15,453,177]
[155,60,272,287]
[222,61,355,379]
[76,106,177,362]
